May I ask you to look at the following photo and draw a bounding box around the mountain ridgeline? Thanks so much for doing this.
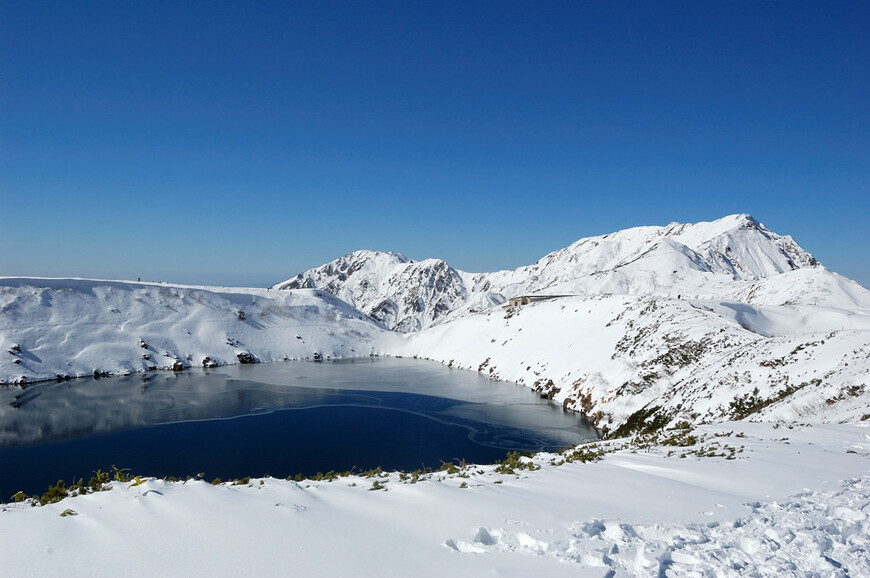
[272,214,835,333]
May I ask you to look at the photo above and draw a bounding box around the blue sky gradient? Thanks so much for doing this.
[2,1,868,287]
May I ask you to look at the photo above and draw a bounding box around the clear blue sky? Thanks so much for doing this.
[2,1,868,287]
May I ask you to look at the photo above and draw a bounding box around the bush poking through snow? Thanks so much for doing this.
[494,451,539,474]
[40,480,69,505]
[111,465,131,483]
[89,469,111,491]
[563,445,606,463]
[728,379,820,420]
[609,405,674,438]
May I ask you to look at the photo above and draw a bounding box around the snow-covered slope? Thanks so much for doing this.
[0,278,395,384]
[392,294,870,433]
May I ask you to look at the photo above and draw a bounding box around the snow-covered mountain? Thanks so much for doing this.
[3,214,869,434]
[273,214,868,332]
[475,213,830,303]
[271,213,870,431]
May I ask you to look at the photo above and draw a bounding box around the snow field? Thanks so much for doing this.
[0,279,397,383]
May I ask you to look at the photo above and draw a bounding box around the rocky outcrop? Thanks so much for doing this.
[273,251,468,332]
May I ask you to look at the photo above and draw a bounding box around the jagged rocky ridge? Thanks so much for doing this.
[273,251,468,332]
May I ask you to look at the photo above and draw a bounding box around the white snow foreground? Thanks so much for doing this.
[2,422,869,577]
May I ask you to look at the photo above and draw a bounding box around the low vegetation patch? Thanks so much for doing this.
[9,465,137,506]
[608,405,674,439]
[729,380,819,420]
[6,422,756,507]
[560,445,606,464]
[593,426,745,461]
[494,451,539,474]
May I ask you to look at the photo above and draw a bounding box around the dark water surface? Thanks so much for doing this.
[0,358,596,498]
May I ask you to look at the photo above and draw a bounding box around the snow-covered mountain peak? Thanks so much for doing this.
[273,250,407,290]
[473,214,825,305]
[664,212,761,237]
[664,214,818,279]
[545,213,816,281]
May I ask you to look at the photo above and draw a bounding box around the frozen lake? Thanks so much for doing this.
[0,358,597,497]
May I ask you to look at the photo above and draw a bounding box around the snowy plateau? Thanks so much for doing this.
[2,213,869,577]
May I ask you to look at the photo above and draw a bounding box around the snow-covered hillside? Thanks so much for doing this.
[3,214,869,433]
[0,278,395,385]
[392,294,870,434]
